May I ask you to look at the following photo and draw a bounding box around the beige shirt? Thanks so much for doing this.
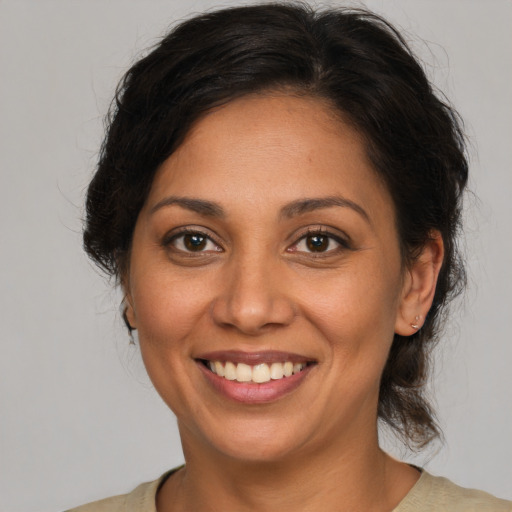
[67,469,512,511]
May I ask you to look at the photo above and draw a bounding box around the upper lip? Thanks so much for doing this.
[196,350,315,365]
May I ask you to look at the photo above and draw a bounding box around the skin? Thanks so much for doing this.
[125,94,444,511]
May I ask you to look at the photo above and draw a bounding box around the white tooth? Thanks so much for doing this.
[214,361,225,377]
[236,363,252,382]
[252,363,271,383]
[293,363,304,374]
[270,362,284,380]
[283,361,293,377]
[224,361,237,380]
[208,361,216,373]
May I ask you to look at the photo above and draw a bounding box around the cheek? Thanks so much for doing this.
[297,259,402,358]
[130,271,213,414]
[130,269,213,345]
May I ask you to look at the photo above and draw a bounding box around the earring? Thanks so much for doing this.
[411,315,421,330]
[129,330,136,346]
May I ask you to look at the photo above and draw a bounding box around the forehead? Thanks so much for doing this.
[146,94,394,223]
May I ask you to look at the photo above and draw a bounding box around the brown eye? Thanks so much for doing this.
[290,230,346,255]
[183,233,207,251]
[306,234,329,252]
[168,231,221,253]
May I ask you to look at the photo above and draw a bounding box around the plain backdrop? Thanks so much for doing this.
[1,0,511,510]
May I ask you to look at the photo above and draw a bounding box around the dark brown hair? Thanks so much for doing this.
[83,3,468,448]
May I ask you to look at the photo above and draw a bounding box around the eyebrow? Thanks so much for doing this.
[149,196,225,217]
[280,196,370,223]
[149,194,370,223]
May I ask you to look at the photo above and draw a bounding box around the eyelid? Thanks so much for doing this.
[162,226,224,252]
[161,225,351,256]
[287,226,352,253]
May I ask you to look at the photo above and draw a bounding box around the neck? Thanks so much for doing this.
[157,423,419,512]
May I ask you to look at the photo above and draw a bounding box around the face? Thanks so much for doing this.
[125,94,411,463]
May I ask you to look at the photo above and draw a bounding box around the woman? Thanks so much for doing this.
[70,3,511,511]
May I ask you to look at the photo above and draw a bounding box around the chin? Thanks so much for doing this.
[181,415,314,464]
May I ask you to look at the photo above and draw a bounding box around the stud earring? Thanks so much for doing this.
[411,315,421,330]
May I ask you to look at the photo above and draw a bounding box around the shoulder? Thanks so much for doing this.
[64,491,129,512]
[64,470,174,512]
[395,470,512,512]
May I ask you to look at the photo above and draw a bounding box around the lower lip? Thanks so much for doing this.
[197,362,314,404]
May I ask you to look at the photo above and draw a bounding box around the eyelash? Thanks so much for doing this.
[162,227,350,257]
[288,228,350,256]
[163,228,222,255]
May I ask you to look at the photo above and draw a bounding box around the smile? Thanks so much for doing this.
[196,351,316,403]
[205,360,307,384]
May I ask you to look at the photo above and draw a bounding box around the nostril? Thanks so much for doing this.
[210,291,296,334]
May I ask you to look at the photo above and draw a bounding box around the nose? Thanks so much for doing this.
[211,254,296,335]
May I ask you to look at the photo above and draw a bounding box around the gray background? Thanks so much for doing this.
[1,1,511,510]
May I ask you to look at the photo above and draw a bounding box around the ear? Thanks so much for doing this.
[395,231,444,336]
[122,277,137,330]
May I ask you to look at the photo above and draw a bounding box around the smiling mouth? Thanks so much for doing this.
[199,360,312,384]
